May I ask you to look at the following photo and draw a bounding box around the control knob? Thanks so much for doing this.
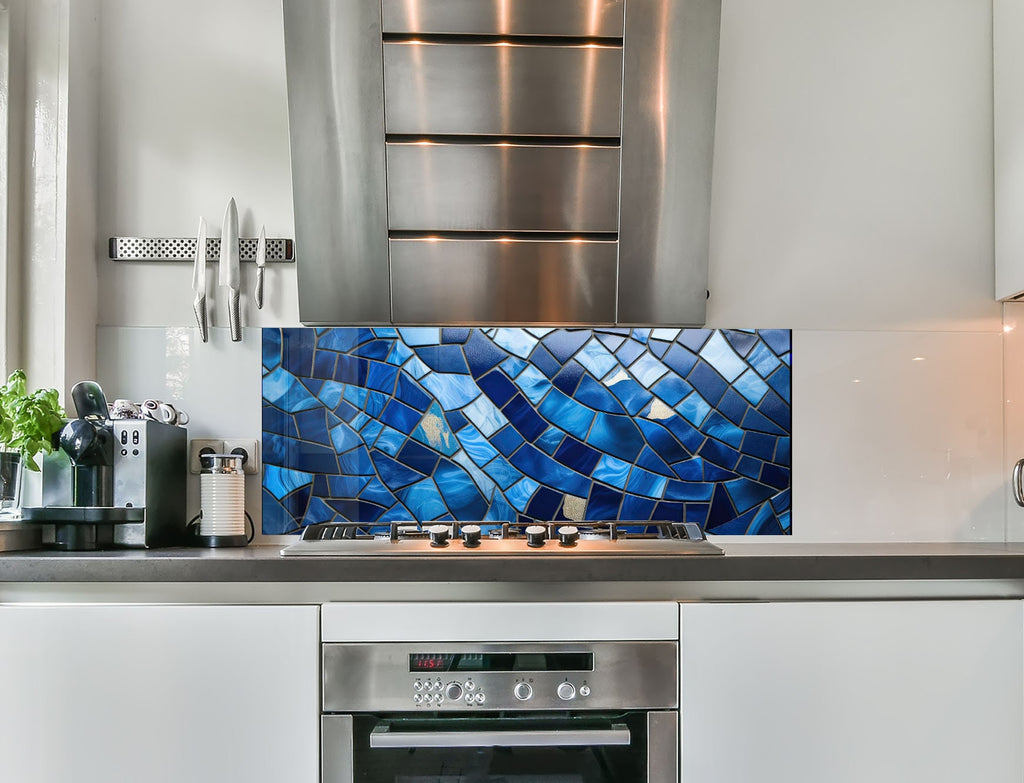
[557,525,579,547]
[556,682,576,701]
[427,524,450,547]
[513,682,533,701]
[445,682,464,701]
[525,524,547,548]
[461,524,482,548]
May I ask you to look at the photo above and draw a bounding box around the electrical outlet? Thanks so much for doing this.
[223,438,261,475]
[189,439,224,474]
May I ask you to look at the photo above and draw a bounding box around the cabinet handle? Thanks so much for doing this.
[369,724,630,749]
[1013,459,1024,507]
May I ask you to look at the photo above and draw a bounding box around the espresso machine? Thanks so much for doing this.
[22,381,187,550]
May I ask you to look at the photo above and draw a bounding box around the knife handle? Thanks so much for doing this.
[255,267,265,310]
[229,289,241,342]
[193,294,209,343]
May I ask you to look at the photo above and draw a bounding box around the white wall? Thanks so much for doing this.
[91,0,1004,542]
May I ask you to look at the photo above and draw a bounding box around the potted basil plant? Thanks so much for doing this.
[0,370,65,516]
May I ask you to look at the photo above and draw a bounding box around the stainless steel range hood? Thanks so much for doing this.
[283,0,721,326]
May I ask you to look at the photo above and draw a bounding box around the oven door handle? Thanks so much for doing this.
[369,723,632,749]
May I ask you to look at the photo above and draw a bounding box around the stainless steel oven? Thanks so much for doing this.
[321,641,678,782]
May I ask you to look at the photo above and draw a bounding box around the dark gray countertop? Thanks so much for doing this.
[3,542,1024,583]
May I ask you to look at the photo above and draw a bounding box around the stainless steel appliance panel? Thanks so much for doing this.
[382,0,625,37]
[386,143,621,232]
[283,0,391,324]
[322,715,354,783]
[390,239,617,323]
[383,42,623,137]
[617,0,722,325]
[322,642,678,712]
[647,712,679,782]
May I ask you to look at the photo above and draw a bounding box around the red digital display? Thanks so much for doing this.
[410,654,454,672]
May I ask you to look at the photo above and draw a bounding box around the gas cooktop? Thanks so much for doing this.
[279,520,723,557]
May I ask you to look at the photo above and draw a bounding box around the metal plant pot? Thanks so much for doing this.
[0,451,23,517]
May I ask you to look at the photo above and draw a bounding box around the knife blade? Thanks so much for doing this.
[254,224,266,310]
[219,197,241,342]
[192,217,209,342]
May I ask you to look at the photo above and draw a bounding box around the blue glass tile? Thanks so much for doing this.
[766,364,791,400]
[315,380,344,410]
[702,411,745,449]
[324,474,370,498]
[416,345,471,375]
[262,431,292,468]
[263,328,283,370]
[502,393,548,442]
[615,339,646,368]
[493,328,539,359]
[631,328,651,343]
[650,501,684,522]
[761,463,789,490]
[312,349,337,380]
[741,431,777,462]
[263,490,299,533]
[706,484,736,528]
[625,468,668,498]
[464,330,508,376]
[374,426,405,457]
[442,328,471,344]
[365,361,399,394]
[677,392,711,427]
[412,402,459,456]
[506,477,540,512]
[352,339,393,361]
[736,455,764,480]
[636,445,672,477]
[485,495,516,522]
[724,478,775,514]
[514,365,550,405]
[748,341,783,379]
[704,463,735,482]
[264,367,319,412]
[358,478,397,507]
[587,412,644,463]
[687,361,728,406]
[326,497,386,523]
[435,461,489,518]
[664,481,713,502]
[342,385,366,409]
[537,390,595,442]
[329,422,362,454]
[708,506,757,535]
[620,494,656,521]
[282,484,311,520]
[775,437,791,466]
[529,345,561,379]
[629,353,670,388]
[457,424,499,467]
[662,343,699,379]
[576,339,618,379]
[734,368,769,405]
[723,330,758,357]
[395,374,432,412]
[536,427,565,455]
[716,388,749,426]
[381,399,421,434]
[404,355,431,380]
[398,328,441,346]
[771,488,791,514]
[761,329,791,356]
[373,451,424,489]
[374,327,398,338]
[491,425,526,457]
[527,327,555,338]
[263,407,298,438]
[264,464,314,500]
[281,330,316,378]
[478,370,518,407]
[287,440,342,474]
[330,409,349,430]
[552,360,585,396]
[453,450,498,499]
[592,454,631,489]
[779,510,791,532]
[483,456,523,490]
[337,446,373,475]
[303,496,336,526]
[758,390,790,428]
[445,410,468,433]
[647,339,671,359]
[650,375,693,407]
[634,419,691,465]
[542,330,590,363]
[554,437,602,476]
[741,407,787,436]
[501,356,527,377]
[672,457,704,481]
[684,504,709,526]
[651,329,680,342]
[574,375,626,414]
[316,329,361,353]
[586,484,623,519]
[749,504,783,535]
[677,329,711,352]
[398,439,440,475]
[420,372,481,409]
[509,444,590,496]
[699,438,740,471]
[463,395,509,438]
[334,354,370,386]
[598,333,625,352]
[527,486,562,519]
[606,375,652,416]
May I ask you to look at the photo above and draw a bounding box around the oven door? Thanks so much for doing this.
[323,711,677,783]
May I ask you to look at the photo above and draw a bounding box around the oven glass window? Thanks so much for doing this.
[348,713,647,783]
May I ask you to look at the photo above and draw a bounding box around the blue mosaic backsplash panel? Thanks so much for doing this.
[262,328,792,535]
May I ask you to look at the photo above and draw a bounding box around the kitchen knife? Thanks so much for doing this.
[192,217,209,342]
[219,197,241,342]
[254,224,266,310]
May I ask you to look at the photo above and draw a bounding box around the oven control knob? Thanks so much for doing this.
[513,682,533,701]
[579,685,591,697]
[461,524,482,548]
[428,524,450,547]
[525,525,547,547]
[557,682,576,701]
[557,525,579,546]
[445,682,464,701]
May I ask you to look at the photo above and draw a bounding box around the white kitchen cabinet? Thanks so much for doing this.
[679,601,1023,783]
[0,604,319,783]
[996,0,1024,299]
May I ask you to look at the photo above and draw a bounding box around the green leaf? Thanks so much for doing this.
[0,370,65,471]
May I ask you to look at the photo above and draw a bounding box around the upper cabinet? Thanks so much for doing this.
[284,0,721,326]
[996,0,1024,300]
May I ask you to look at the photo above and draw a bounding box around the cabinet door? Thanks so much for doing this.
[680,601,1023,783]
[0,604,319,783]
